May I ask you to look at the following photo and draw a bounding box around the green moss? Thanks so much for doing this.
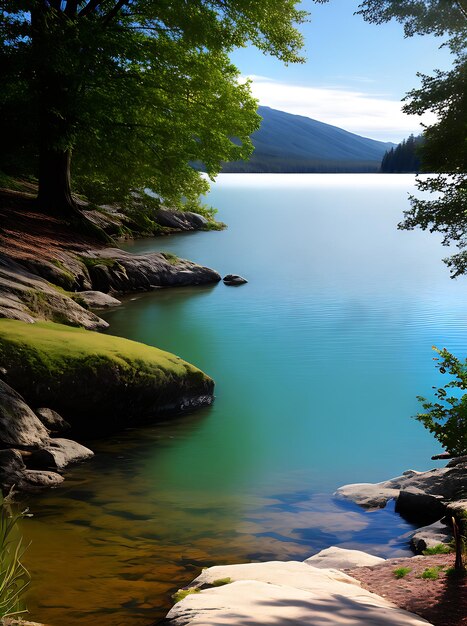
[0,319,212,430]
[161,252,180,266]
[172,588,200,603]
[211,577,233,587]
[0,319,205,382]
[393,567,412,579]
[79,256,118,269]
[422,544,452,555]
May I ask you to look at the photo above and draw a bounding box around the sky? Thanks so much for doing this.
[230,0,454,142]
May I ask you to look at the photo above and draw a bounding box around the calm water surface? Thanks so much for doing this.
[21,174,467,625]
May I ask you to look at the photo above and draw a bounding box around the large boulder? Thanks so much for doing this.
[166,556,432,626]
[83,248,221,293]
[0,319,215,436]
[27,438,94,471]
[35,407,70,434]
[0,449,63,493]
[0,380,49,447]
[408,520,452,553]
[154,208,209,231]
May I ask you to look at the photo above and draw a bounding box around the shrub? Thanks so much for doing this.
[415,347,467,456]
[393,567,412,579]
[422,544,452,555]
[420,566,444,580]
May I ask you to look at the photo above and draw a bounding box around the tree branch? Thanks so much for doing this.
[64,0,81,17]
[102,0,129,25]
[455,0,467,21]
[78,0,104,17]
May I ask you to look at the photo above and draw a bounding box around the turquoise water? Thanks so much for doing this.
[118,173,467,487]
[22,174,467,625]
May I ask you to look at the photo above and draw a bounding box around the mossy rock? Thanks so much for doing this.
[0,320,214,436]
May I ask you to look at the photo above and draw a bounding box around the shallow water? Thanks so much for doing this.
[20,174,467,625]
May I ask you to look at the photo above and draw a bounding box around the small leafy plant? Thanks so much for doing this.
[415,347,467,456]
[420,566,444,580]
[422,544,452,555]
[393,567,412,579]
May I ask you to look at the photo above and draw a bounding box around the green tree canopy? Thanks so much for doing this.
[0,1,308,214]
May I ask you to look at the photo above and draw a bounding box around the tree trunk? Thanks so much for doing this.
[37,148,77,215]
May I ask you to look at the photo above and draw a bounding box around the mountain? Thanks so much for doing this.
[222,106,395,173]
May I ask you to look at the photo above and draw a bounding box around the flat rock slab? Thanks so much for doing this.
[305,546,385,569]
[78,290,121,309]
[167,558,432,626]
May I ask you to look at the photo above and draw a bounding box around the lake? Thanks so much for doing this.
[21,174,467,625]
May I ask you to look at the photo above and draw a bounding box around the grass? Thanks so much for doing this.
[172,588,200,603]
[0,501,30,619]
[393,567,412,579]
[161,252,180,266]
[0,319,207,383]
[419,566,444,580]
[211,577,233,587]
[422,544,452,555]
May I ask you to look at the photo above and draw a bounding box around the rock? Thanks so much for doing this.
[166,557,433,626]
[223,274,247,285]
[337,462,467,518]
[446,455,467,467]
[0,253,108,330]
[335,480,403,509]
[395,488,446,525]
[35,408,71,434]
[27,438,94,471]
[0,319,215,437]
[77,290,121,309]
[305,546,385,569]
[154,208,209,231]
[408,520,452,553]
[83,248,221,293]
[0,380,49,447]
[0,448,63,493]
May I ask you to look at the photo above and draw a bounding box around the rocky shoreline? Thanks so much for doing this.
[0,202,223,495]
[161,462,467,626]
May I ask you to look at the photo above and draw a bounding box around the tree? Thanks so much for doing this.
[357,1,467,276]
[416,347,467,456]
[0,1,307,215]
[380,134,423,173]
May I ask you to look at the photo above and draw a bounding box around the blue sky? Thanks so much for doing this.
[231,0,453,142]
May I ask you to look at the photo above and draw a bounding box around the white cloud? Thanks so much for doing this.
[243,76,435,142]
